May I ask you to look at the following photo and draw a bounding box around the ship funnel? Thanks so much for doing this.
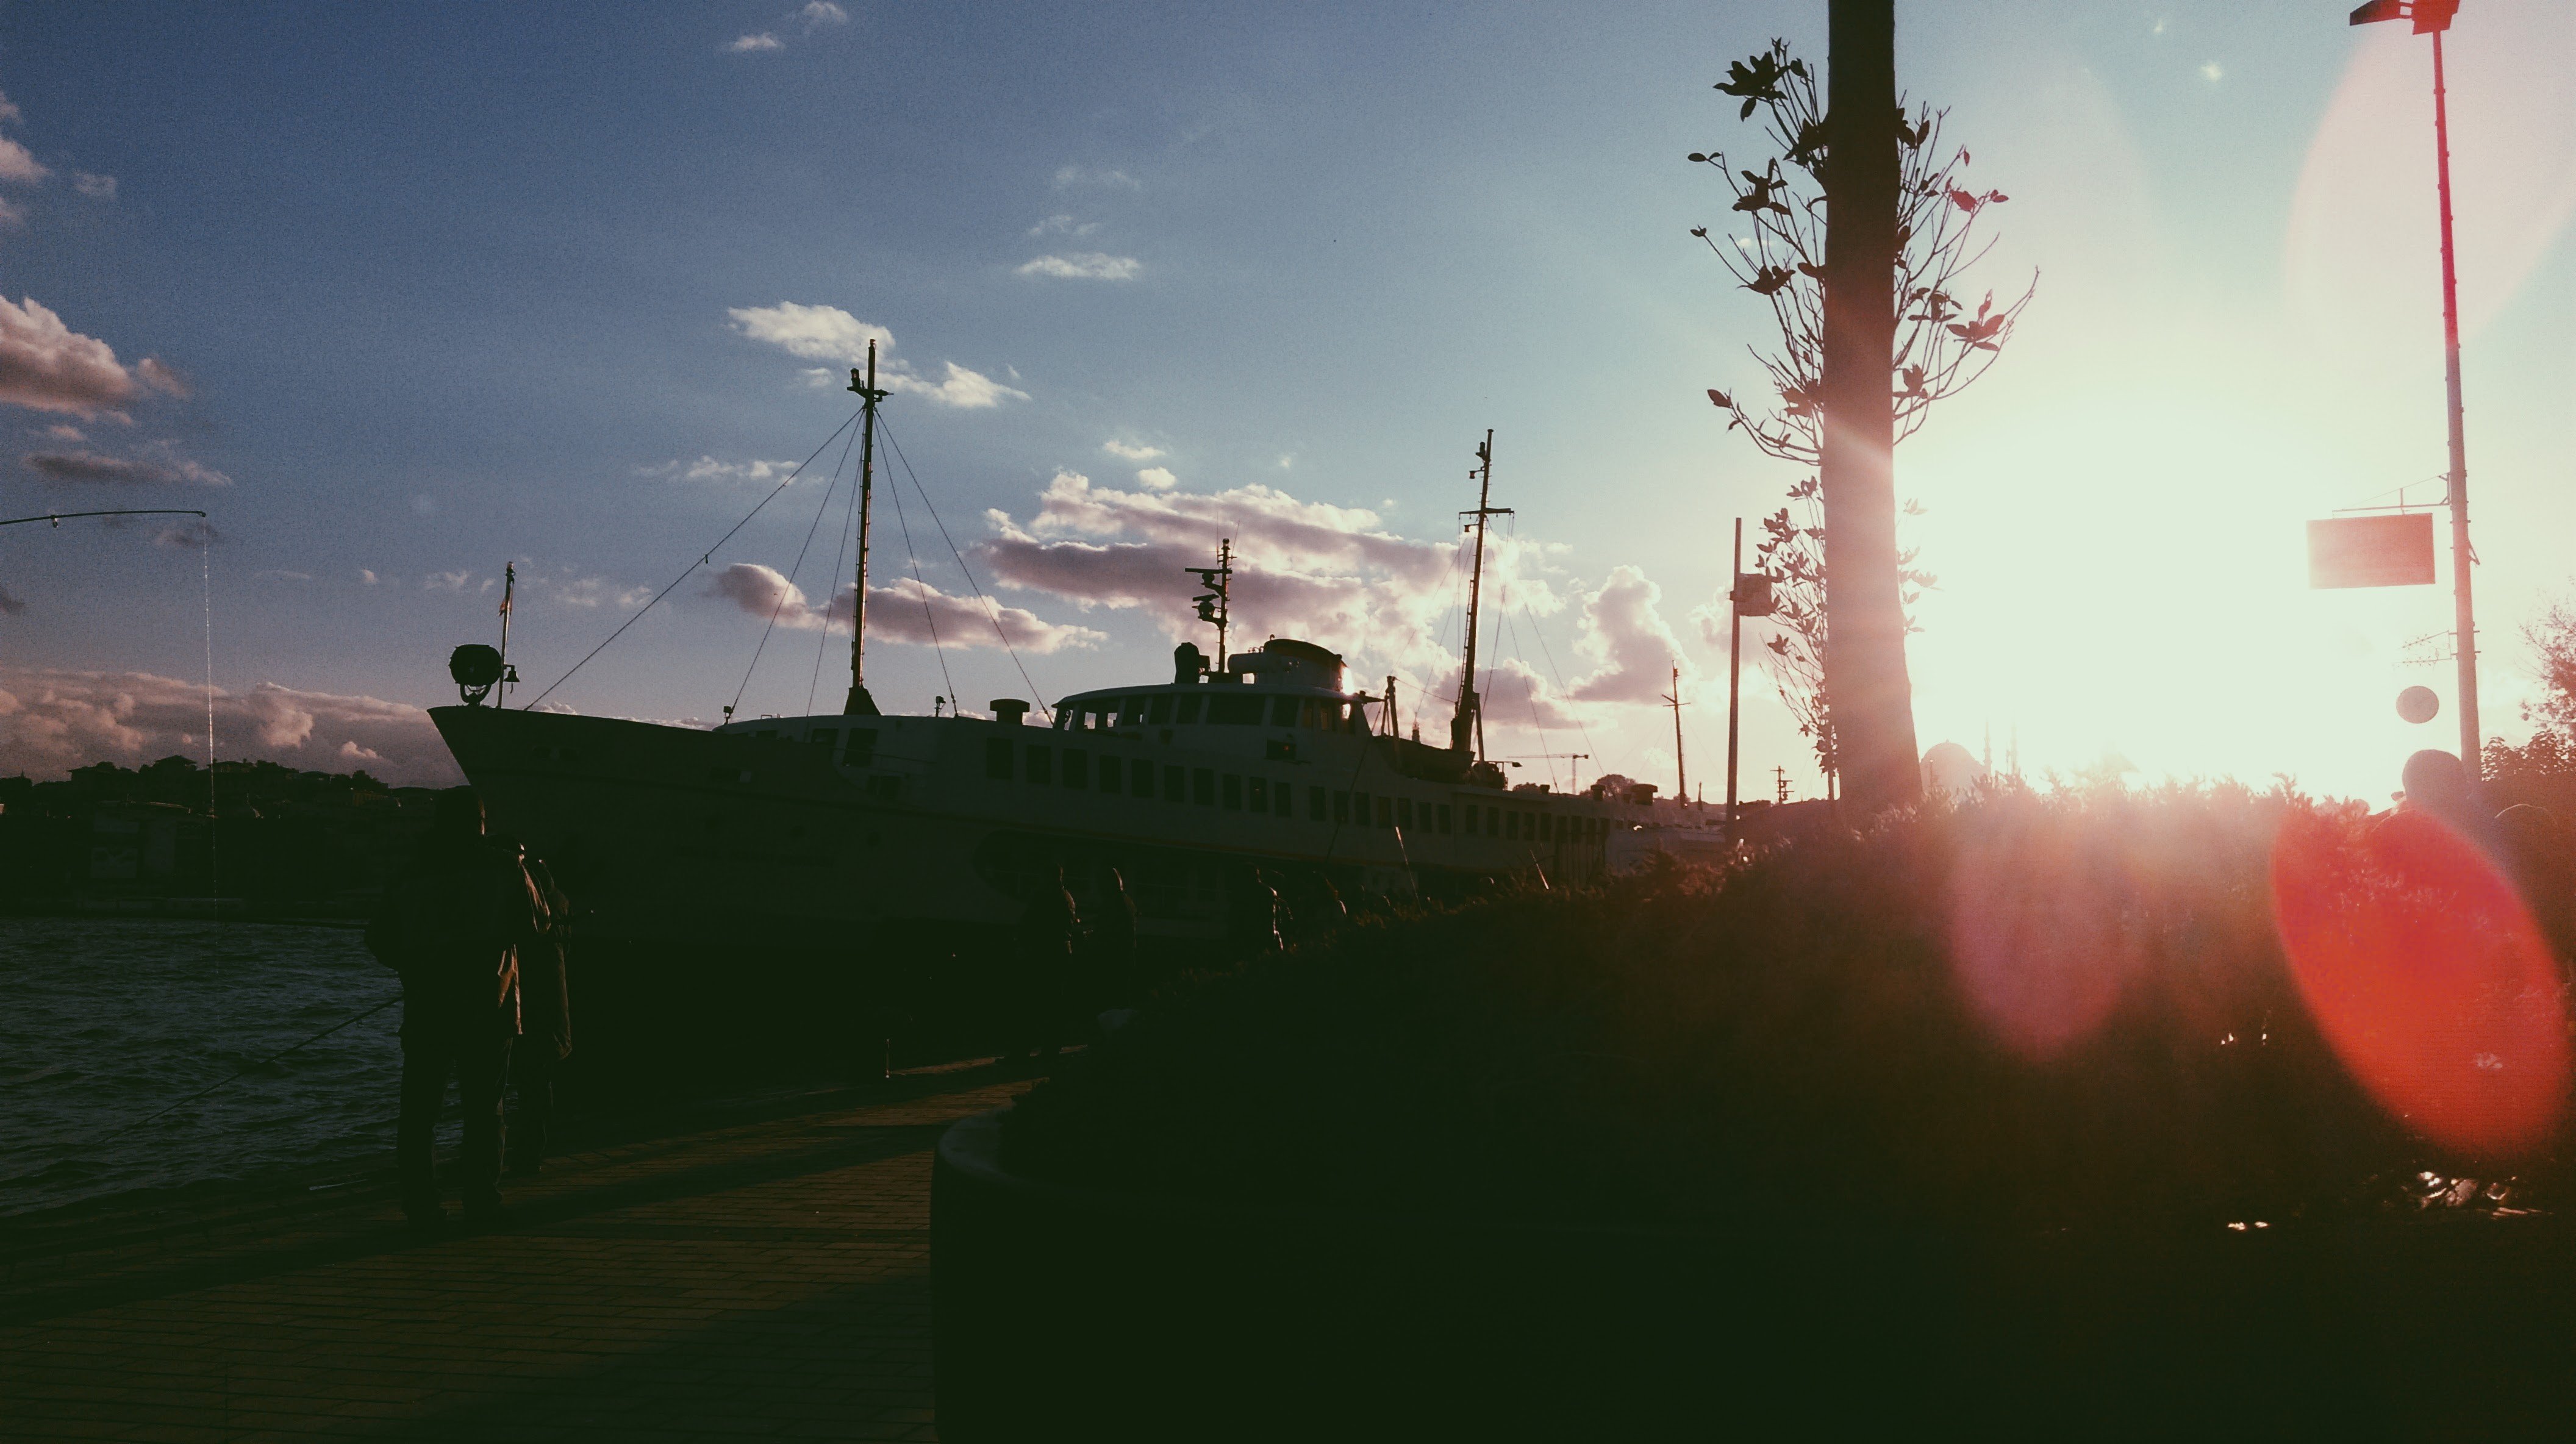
[992,698,1029,726]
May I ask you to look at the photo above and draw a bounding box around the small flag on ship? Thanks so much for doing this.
[499,562,516,615]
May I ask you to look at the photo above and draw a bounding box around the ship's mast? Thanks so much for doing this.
[1187,537,1233,669]
[844,341,889,716]
[1451,430,1511,760]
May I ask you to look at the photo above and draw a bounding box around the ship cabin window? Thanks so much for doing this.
[810,727,839,757]
[1375,795,1394,829]
[985,738,1014,781]
[1310,785,1328,821]
[1268,696,1300,727]
[1274,782,1293,818]
[1147,695,1173,726]
[1064,749,1089,789]
[1208,693,1264,726]
[1164,764,1186,802]
[1540,815,1554,842]
[1437,804,1453,835]
[1131,758,1156,797]
[1396,797,1414,831]
[1192,767,1216,806]
[1505,811,1519,841]
[1223,774,1243,810]
[1247,776,1268,812]
[1486,806,1500,837]
[847,730,878,767]
[1175,695,1203,724]
[1333,791,1350,824]
[1026,745,1054,785]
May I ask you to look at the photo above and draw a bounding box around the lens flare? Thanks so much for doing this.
[1946,815,2141,1060]
[2269,804,2567,1156]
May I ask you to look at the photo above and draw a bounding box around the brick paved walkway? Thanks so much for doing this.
[0,1067,1034,1442]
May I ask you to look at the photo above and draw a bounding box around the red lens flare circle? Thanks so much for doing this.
[2269,805,2567,1156]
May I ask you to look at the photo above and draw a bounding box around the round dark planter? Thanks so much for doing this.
[934,1110,2576,1439]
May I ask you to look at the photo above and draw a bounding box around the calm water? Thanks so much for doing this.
[0,918,420,1219]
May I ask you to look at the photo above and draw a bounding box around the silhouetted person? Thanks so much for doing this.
[507,851,572,1177]
[365,788,545,1230]
[2398,748,2499,855]
[1011,867,1079,1057]
[1228,867,1283,960]
[1087,866,1142,1007]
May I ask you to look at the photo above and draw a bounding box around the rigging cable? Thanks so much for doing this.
[807,444,867,716]
[882,456,959,710]
[523,410,862,711]
[1521,599,1599,782]
[729,419,860,718]
[876,416,1053,718]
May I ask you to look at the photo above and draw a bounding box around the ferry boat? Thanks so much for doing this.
[431,352,1701,956]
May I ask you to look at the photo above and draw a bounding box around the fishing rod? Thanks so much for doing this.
[0,509,209,528]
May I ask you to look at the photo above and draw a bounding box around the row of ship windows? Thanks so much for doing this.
[984,738,1605,844]
[756,726,880,767]
[1056,693,1365,733]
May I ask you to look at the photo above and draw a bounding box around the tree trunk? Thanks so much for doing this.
[1820,0,1922,815]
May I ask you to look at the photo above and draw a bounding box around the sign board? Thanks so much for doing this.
[2308,513,2435,589]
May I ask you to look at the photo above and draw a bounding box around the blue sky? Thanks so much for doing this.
[2,1,2571,802]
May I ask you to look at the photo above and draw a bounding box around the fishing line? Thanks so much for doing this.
[523,410,862,710]
[202,532,220,924]
[0,995,405,1190]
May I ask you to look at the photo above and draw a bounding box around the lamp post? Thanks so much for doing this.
[2349,0,2479,774]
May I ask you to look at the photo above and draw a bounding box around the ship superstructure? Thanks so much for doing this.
[432,377,1705,954]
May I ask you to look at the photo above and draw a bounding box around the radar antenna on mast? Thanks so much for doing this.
[843,340,890,716]
[1450,430,1511,760]
[1186,538,1233,668]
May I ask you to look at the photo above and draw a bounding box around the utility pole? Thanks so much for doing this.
[2349,0,2477,771]
[1452,430,1511,761]
[1663,663,1687,808]
[844,340,889,717]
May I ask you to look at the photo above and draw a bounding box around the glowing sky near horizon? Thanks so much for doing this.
[0,1,2570,804]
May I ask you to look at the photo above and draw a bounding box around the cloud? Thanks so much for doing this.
[0,92,20,124]
[425,569,472,592]
[704,562,1103,652]
[800,1,848,26]
[0,582,23,615]
[1028,214,1100,238]
[1559,565,1695,706]
[0,667,462,787]
[254,570,313,582]
[20,445,230,487]
[135,357,188,398]
[641,454,803,484]
[1135,465,1177,490]
[73,172,114,201]
[979,470,1559,687]
[358,570,379,585]
[894,360,1028,409]
[724,32,784,52]
[154,518,219,549]
[39,423,80,441]
[1101,438,1164,462]
[1053,165,1140,190]
[731,302,1026,409]
[0,296,164,418]
[542,573,654,610]
[729,301,891,360]
[0,196,22,231]
[0,135,45,185]
[1017,252,1142,281]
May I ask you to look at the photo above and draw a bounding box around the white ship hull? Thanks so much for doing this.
[432,685,1669,959]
